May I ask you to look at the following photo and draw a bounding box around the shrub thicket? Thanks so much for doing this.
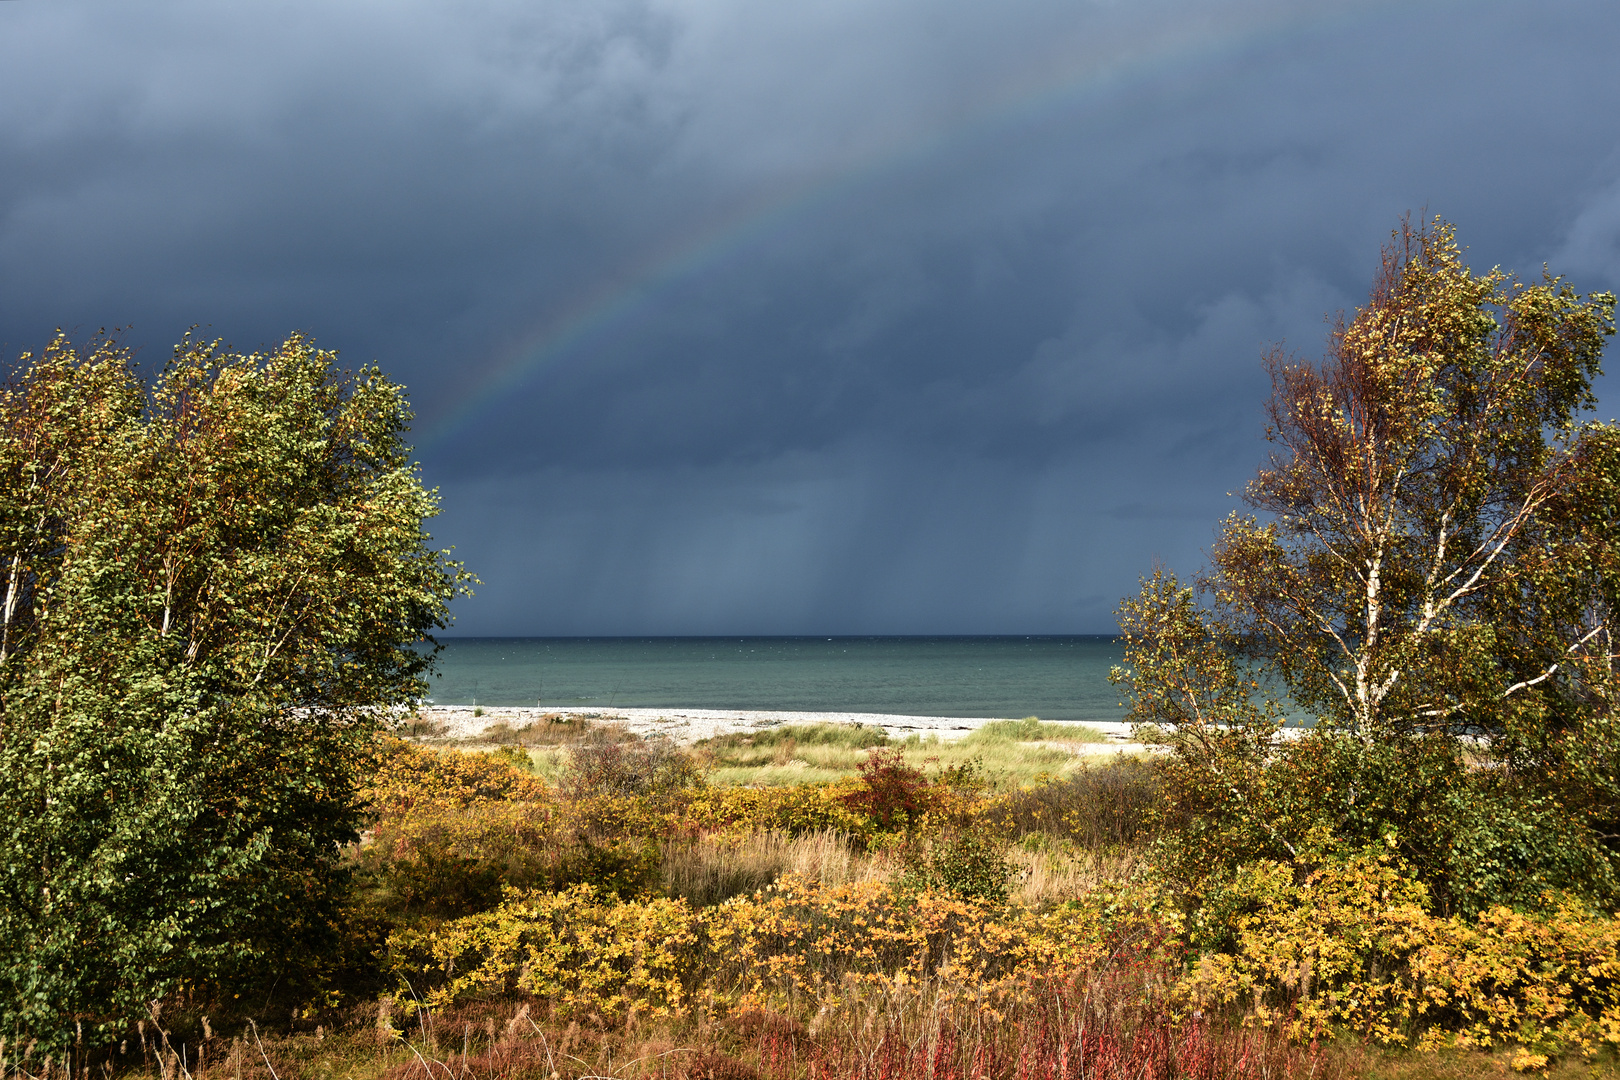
[384,854,1620,1060]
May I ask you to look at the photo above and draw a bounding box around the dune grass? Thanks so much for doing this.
[695,722,887,785]
[960,715,1109,746]
[456,714,1134,789]
[452,715,641,783]
[698,717,1126,788]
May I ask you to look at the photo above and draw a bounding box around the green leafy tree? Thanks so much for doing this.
[0,332,471,1048]
[1115,218,1620,911]
[1215,218,1616,740]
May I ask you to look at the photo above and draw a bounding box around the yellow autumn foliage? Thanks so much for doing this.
[686,778,873,839]
[364,736,551,814]
[357,741,667,914]
[388,853,1620,1058]
[387,875,1171,1019]
[1179,851,1620,1055]
[361,740,1620,1061]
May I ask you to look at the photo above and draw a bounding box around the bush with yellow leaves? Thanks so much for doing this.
[1179,847,1620,1057]
[386,874,1172,1019]
[355,741,665,922]
[365,736,551,813]
[387,839,1620,1061]
[687,779,871,839]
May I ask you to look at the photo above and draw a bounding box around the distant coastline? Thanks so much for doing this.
[417,703,1140,752]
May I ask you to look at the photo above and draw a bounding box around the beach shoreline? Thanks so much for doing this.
[417,704,1139,752]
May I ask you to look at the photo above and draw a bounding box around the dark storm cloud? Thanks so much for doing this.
[5,0,1620,634]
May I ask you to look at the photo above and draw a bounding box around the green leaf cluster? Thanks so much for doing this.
[0,332,471,1049]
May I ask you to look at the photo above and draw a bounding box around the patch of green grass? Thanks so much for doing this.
[894,738,1080,788]
[893,719,1121,788]
[707,758,856,786]
[700,722,891,753]
[960,717,1109,746]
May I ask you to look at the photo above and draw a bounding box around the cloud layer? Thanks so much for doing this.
[5,0,1619,633]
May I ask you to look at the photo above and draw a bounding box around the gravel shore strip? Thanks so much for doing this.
[417,705,1140,752]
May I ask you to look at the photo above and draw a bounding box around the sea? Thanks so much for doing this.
[422,636,1127,724]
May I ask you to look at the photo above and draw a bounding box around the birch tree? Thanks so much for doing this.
[1114,217,1619,909]
[0,332,471,1051]
[1210,217,1616,741]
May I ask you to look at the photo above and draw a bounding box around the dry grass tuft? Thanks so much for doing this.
[660,828,893,905]
[1007,843,1151,904]
[473,714,637,747]
[319,973,1352,1080]
[701,720,1139,789]
[393,713,449,739]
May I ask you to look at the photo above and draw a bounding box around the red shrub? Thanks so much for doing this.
[842,749,931,831]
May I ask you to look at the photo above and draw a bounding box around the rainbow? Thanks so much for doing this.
[415,0,1410,453]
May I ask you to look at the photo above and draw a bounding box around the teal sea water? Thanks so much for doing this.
[423,636,1126,724]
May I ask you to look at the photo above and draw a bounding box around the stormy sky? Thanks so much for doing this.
[5,0,1620,636]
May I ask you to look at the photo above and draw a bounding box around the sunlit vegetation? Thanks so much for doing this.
[692,717,1117,787]
[8,218,1620,1078]
[0,332,473,1061]
[442,715,1123,788]
[13,718,1609,1079]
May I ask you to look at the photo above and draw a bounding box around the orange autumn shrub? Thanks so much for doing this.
[687,763,990,849]
[357,741,558,919]
[366,799,559,919]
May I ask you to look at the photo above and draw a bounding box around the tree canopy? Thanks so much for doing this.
[1113,218,1620,914]
[0,332,470,1048]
